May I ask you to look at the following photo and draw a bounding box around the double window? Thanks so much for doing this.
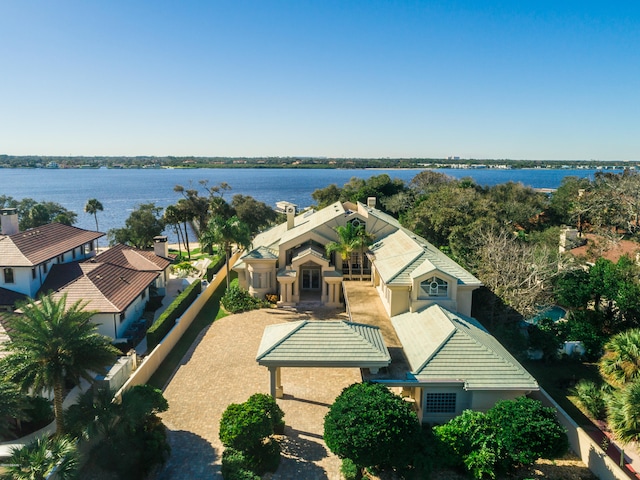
[421,276,448,297]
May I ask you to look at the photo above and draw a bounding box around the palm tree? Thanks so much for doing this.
[353,225,375,280]
[200,215,251,288]
[84,198,103,231]
[163,204,184,259]
[600,329,640,388]
[0,294,119,435]
[606,380,640,444]
[84,198,104,250]
[326,223,360,280]
[0,435,78,480]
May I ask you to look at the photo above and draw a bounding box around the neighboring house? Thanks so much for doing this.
[245,200,539,423]
[0,208,172,341]
[0,208,102,306]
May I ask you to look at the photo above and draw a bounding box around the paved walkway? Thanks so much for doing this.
[156,306,361,480]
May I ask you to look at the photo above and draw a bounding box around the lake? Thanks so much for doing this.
[0,167,621,240]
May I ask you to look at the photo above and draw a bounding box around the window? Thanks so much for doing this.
[141,289,146,300]
[3,268,14,284]
[252,272,271,289]
[425,393,456,413]
[72,248,76,259]
[421,276,448,297]
[42,263,48,274]
[31,268,36,280]
[119,313,125,324]
[58,255,64,263]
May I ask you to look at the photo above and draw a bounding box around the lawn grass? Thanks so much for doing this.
[147,272,235,390]
[522,358,602,427]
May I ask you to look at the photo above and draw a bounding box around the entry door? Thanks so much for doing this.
[301,268,321,290]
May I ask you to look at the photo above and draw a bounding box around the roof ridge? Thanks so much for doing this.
[257,320,306,360]
[413,306,456,373]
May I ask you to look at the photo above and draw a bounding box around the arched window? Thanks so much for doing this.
[421,276,448,297]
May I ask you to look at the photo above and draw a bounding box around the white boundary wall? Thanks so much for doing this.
[115,252,241,400]
[530,389,633,480]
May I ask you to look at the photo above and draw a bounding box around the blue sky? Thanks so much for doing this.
[1,1,639,160]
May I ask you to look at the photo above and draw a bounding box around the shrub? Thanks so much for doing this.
[221,448,260,480]
[221,286,266,314]
[146,279,202,349]
[324,382,421,473]
[220,394,283,479]
[206,254,226,281]
[340,458,360,480]
[246,393,285,434]
[573,379,607,419]
[433,397,568,479]
[220,402,273,452]
[264,293,278,304]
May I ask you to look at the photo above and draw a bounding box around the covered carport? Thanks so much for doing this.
[256,320,391,398]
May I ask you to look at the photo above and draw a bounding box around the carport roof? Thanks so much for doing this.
[256,320,391,368]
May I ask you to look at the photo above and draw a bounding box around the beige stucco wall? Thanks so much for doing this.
[246,261,277,299]
[419,385,470,424]
[470,390,525,412]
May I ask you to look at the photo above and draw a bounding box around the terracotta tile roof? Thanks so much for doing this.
[41,262,159,313]
[0,286,27,308]
[94,244,171,271]
[569,234,640,264]
[0,223,103,267]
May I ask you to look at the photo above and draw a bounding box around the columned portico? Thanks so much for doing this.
[322,271,343,307]
[277,270,297,306]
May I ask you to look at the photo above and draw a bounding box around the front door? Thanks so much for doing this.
[301,268,321,290]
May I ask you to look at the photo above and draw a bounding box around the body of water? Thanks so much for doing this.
[0,167,622,241]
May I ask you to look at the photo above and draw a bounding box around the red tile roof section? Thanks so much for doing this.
[94,244,171,271]
[8,223,104,266]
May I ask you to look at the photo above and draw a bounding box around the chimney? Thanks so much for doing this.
[286,205,296,230]
[367,197,376,209]
[1,208,19,235]
[153,235,169,257]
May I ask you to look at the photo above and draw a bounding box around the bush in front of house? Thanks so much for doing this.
[221,285,267,314]
[323,382,422,477]
[219,394,283,479]
[432,397,568,479]
[146,279,202,349]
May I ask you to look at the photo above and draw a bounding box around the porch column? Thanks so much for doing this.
[268,366,283,398]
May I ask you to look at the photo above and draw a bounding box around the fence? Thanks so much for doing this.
[114,251,241,401]
[530,389,635,480]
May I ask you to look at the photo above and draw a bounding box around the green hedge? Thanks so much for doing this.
[207,254,226,281]
[146,279,202,349]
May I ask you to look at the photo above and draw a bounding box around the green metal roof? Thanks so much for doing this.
[392,305,538,390]
[256,320,391,368]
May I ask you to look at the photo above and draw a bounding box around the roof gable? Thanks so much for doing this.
[391,305,538,390]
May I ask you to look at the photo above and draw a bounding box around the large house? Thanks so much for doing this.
[241,199,539,423]
[0,208,171,341]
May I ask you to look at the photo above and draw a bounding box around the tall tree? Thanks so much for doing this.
[162,204,184,258]
[0,294,119,435]
[108,203,164,249]
[200,215,252,288]
[0,435,78,480]
[353,225,375,279]
[84,198,104,232]
[326,223,360,280]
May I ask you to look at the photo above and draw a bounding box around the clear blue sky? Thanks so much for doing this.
[1,1,639,160]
